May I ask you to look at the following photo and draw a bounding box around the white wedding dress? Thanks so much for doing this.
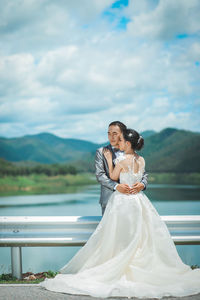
[40,155,200,298]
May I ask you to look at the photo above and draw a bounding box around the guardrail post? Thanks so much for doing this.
[11,247,22,279]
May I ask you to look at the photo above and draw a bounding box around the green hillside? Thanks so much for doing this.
[140,128,200,172]
[0,133,98,164]
[141,130,156,138]
[0,128,200,173]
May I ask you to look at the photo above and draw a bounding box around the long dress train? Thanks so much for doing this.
[39,155,200,298]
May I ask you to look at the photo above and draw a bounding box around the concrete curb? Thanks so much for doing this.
[0,283,38,286]
[0,285,200,300]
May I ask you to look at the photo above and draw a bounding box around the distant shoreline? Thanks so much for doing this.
[0,172,199,196]
[148,172,200,185]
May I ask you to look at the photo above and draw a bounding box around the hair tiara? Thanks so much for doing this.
[137,135,142,144]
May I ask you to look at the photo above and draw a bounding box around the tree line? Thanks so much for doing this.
[0,158,77,177]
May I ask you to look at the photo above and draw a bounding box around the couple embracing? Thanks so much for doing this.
[95,121,148,215]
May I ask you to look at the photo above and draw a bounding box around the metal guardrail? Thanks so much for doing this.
[0,215,200,280]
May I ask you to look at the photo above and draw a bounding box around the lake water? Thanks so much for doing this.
[0,184,200,275]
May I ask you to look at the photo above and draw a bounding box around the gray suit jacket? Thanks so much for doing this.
[95,144,148,208]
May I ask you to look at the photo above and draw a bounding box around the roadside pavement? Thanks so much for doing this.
[0,285,200,300]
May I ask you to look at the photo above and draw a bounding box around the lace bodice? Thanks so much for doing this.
[115,154,145,187]
[120,172,143,186]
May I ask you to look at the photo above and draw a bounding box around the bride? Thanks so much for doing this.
[40,128,200,299]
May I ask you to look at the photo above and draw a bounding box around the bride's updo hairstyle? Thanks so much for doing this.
[123,129,144,151]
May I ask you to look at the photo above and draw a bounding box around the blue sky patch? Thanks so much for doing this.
[176,33,188,39]
[111,0,129,9]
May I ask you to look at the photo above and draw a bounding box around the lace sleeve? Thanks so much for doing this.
[138,156,145,173]
[114,156,126,165]
[114,156,126,173]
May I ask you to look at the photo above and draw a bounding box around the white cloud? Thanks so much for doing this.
[0,0,199,142]
[127,0,200,40]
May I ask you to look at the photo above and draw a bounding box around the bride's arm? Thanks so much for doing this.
[103,149,122,181]
[130,156,146,194]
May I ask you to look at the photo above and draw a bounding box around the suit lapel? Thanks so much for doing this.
[103,144,120,183]
[106,144,116,166]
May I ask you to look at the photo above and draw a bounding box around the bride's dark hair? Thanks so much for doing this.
[123,128,144,151]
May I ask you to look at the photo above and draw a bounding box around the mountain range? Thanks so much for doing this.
[0,128,199,173]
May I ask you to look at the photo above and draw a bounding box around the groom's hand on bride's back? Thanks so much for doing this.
[116,184,131,194]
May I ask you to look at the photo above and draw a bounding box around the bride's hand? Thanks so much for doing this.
[103,148,112,161]
[130,182,145,194]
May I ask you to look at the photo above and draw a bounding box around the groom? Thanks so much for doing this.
[95,121,148,215]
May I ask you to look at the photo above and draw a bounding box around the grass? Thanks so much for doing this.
[0,265,199,284]
[0,173,97,196]
[0,270,59,284]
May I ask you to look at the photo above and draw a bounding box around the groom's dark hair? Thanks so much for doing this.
[109,121,127,133]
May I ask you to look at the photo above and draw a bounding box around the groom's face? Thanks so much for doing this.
[108,125,122,147]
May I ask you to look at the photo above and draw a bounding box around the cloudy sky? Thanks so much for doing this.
[0,0,200,143]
